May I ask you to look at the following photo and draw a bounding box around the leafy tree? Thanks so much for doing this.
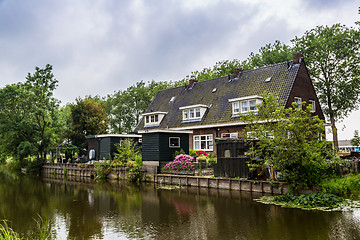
[292,24,360,151]
[70,97,109,155]
[0,65,59,162]
[182,59,244,82]
[241,94,334,190]
[350,130,360,147]
[0,83,38,161]
[244,40,293,69]
[24,64,59,160]
[107,80,174,133]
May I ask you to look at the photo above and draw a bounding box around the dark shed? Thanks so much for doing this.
[86,134,142,160]
[139,129,192,173]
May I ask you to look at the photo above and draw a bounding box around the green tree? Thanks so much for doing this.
[107,80,174,133]
[0,65,59,162]
[241,94,334,190]
[350,130,360,147]
[0,83,38,162]
[70,97,109,155]
[24,64,59,160]
[292,24,360,151]
[244,40,293,69]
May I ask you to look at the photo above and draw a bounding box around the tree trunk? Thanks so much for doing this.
[330,116,339,152]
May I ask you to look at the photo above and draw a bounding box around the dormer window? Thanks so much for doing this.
[142,111,167,127]
[229,95,263,116]
[179,104,208,122]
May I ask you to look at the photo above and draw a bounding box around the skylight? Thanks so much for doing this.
[265,77,272,83]
[169,96,176,103]
[212,88,217,93]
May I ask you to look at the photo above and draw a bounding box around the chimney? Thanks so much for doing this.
[293,51,304,64]
[233,67,243,78]
[189,76,198,88]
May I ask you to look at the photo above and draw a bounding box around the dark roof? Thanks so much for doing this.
[136,60,301,131]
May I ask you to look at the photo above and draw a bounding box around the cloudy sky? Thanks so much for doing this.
[0,0,359,140]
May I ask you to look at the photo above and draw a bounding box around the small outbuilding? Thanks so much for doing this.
[86,134,142,161]
[138,129,192,173]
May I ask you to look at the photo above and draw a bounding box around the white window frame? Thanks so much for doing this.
[294,97,302,110]
[309,100,316,113]
[169,137,180,148]
[221,132,238,138]
[193,134,213,151]
[232,102,240,114]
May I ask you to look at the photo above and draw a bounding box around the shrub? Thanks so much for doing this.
[321,174,360,199]
[162,154,195,172]
[112,139,141,166]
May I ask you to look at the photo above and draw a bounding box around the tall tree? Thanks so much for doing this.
[292,24,360,151]
[24,64,59,160]
[70,97,109,154]
[0,83,38,161]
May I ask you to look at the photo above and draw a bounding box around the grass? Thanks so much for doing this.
[320,174,360,199]
[0,215,54,240]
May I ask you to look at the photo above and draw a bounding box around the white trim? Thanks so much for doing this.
[142,111,167,116]
[179,104,208,110]
[309,100,316,113]
[169,137,180,148]
[171,119,277,130]
[138,129,193,134]
[228,95,263,103]
[193,134,213,151]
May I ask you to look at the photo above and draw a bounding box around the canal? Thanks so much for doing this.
[0,171,360,239]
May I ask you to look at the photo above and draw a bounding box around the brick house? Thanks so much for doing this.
[135,53,324,169]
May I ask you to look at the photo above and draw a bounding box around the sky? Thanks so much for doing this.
[0,0,359,140]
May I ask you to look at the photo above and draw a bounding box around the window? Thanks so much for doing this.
[189,109,194,118]
[221,132,238,138]
[294,97,302,110]
[169,137,180,148]
[193,135,213,151]
[183,110,188,119]
[229,95,262,115]
[241,101,248,113]
[233,102,240,113]
[249,100,257,111]
[182,108,203,120]
[180,104,208,121]
[309,100,316,113]
[195,108,201,118]
[142,111,167,126]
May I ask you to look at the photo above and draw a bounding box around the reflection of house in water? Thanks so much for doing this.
[339,140,360,152]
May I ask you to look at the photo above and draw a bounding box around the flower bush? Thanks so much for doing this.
[196,150,208,157]
[162,154,195,172]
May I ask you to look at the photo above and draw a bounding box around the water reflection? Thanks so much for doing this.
[0,171,360,239]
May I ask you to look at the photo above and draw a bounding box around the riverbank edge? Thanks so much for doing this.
[42,163,320,195]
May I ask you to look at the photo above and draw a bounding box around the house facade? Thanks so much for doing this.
[136,53,324,164]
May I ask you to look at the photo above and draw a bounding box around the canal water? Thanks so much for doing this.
[1,172,360,240]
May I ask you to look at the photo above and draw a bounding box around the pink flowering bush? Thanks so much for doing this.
[196,150,208,157]
[162,154,195,172]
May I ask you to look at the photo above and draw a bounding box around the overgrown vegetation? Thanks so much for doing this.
[272,193,346,209]
[0,215,54,240]
[321,174,360,199]
[241,93,337,190]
